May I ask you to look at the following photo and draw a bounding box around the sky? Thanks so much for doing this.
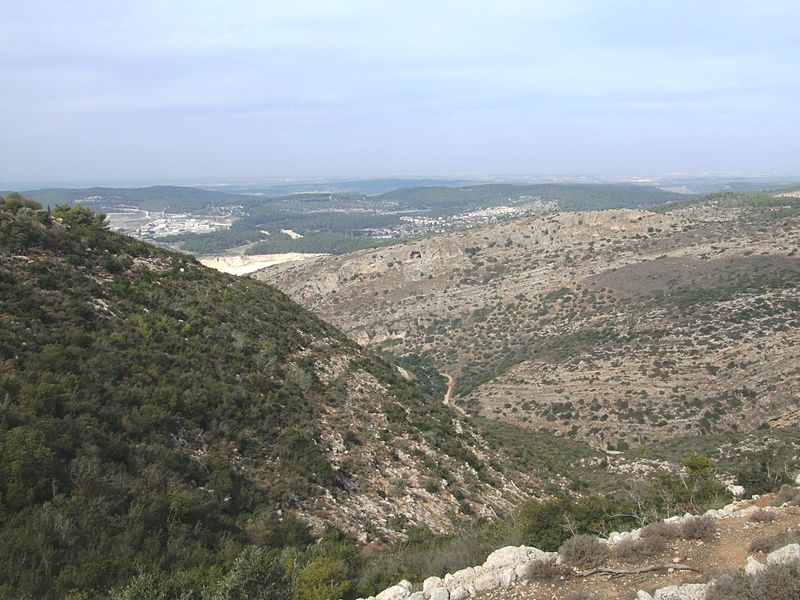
[2,0,799,185]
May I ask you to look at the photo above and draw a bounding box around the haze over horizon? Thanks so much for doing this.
[2,1,799,183]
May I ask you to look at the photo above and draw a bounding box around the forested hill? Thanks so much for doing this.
[0,195,530,598]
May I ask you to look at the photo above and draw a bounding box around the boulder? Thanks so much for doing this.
[745,556,766,577]
[499,568,516,588]
[767,543,800,566]
[448,586,471,600]
[423,576,443,594]
[483,546,530,569]
[408,593,426,600]
[471,570,502,593]
[445,566,475,584]
[429,589,449,600]
[653,583,708,599]
[727,484,746,497]
[375,585,411,600]
[653,586,680,599]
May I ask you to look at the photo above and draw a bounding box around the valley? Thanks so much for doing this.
[257,193,800,449]
[2,190,798,599]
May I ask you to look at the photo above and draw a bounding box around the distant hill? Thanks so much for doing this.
[375,183,687,212]
[197,178,477,197]
[0,195,535,597]
[22,184,248,213]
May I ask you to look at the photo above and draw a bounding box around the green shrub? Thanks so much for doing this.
[207,547,290,600]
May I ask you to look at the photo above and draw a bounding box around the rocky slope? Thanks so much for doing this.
[360,490,800,600]
[0,198,538,597]
[257,197,800,448]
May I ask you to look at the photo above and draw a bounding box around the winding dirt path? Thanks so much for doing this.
[442,372,466,415]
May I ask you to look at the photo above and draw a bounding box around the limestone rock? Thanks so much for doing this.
[745,555,766,577]
[423,576,443,594]
[653,583,708,600]
[448,586,471,600]
[767,543,800,566]
[472,570,502,593]
[727,484,746,497]
[375,584,411,600]
[429,589,450,600]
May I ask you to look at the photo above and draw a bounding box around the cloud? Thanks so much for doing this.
[1,1,798,181]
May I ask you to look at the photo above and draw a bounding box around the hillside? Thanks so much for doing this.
[374,183,684,212]
[0,196,538,598]
[21,185,246,213]
[363,490,800,600]
[257,193,800,449]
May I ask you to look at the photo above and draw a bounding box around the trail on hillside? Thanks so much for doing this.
[442,372,466,416]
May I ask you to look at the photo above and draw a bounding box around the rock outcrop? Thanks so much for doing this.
[354,496,799,600]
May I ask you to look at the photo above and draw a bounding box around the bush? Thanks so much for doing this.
[611,536,666,563]
[208,547,291,600]
[754,561,800,600]
[639,521,680,541]
[749,508,778,523]
[525,557,571,581]
[679,516,716,540]
[516,499,571,551]
[773,485,800,507]
[706,571,755,600]
[558,535,609,569]
[707,560,800,600]
[749,531,800,555]
[735,453,793,496]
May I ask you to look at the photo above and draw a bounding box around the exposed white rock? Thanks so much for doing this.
[422,576,443,594]
[357,494,799,600]
[608,529,641,544]
[484,546,528,568]
[375,584,411,600]
[767,543,800,566]
[653,583,708,599]
[471,570,502,593]
[447,586,470,600]
[745,555,766,577]
[727,484,746,497]
[444,566,475,584]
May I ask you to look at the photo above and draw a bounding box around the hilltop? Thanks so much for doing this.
[258,192,800,449]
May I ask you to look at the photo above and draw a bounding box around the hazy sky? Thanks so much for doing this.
[2,1,799,184]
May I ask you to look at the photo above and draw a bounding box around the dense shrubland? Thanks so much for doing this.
[0,196,480,598]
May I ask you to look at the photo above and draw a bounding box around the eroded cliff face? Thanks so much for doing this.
[258,204,800,448]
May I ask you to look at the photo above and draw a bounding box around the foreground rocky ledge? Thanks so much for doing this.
[356,496,800,600]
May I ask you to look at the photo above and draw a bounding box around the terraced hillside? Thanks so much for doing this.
[258,194,800,449]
